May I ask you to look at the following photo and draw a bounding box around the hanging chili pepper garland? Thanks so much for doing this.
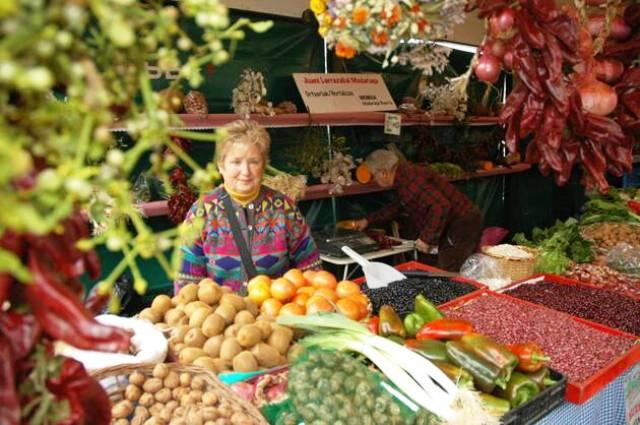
[469,0,634,193]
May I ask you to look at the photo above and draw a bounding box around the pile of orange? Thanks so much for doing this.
[247,269,369,321]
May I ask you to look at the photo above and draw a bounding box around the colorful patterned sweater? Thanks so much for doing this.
[175,185,321,293]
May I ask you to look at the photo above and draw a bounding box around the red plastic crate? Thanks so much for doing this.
[440,291,640,404]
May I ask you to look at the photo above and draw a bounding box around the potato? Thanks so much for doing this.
[155,388,172,403]
[232,351,258,372]
[163,371,180,389]
[165,400,178,412]
[111,400,134,419]
[220,294,245,312]
[170,325,190,343]
[152,363,170,379]
[193,356,218,370]
[214,304,236,324]
[142,378,163,393]
[177,316,189,326]
[171,296,180,307]
[179,347,206,364]
[187,408,204,425]
[125,384,142,401]
[149,403,164,417]
[251,343,281,368]
[233,311,255,326]
[129,371,146,386]
[202,392,219,406]
[190,308,213,328]
[223,324,241,339]
[142,418,161,425]
[157,407,172,424]
[185,301,211,317]
[197,279,222,305]
[179,372,192,387]
[202,314,226,338]
[184,328,207,348]
[178,283,199,304]
[191,376,206,391]
[219,338,242,361]
[172,387,187,400]
[236,325,261,348]
[202,406,219,421]
[172,342,186,355]
[217,403,234,418]
[220,286,232,294]
[203,335,224,358]
[254,321,272,340]
[151,294,173,316]
[211,358,232,373]
[132,413,149,425]
[243,299,259,317]
[113,419,129,425]
[139,308,161,324]
[139,392,155,407]
[190,389,203,402]
[165,308,186,326]
[231,413,252,425]
[134,406,150,418]
[180,393,192,407]
[268,327,292,355]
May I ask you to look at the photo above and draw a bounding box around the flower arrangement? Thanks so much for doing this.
[310,0,466,65]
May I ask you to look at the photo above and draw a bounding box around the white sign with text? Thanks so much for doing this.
[293,73,396,113]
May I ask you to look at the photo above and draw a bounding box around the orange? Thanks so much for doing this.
[302,270,317,285]
[336,298,365,321]
[293,293,310,307]
[283,269,306,289]
[336,280,361,299]
[247,281,271,306]
[261,298,283,318]
[306,296,334,315]
[346,292,370,308]
[313,287,338,303]
[247,274,271,293]
[269,278,296,302]
[311,270,338,290]
[296,286,316,297]
[279,302,305,316]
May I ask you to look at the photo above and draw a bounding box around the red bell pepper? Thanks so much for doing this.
[416,318,474,341]
[367,316,380,335]
[628,200,640,215]
[508,342,550,372]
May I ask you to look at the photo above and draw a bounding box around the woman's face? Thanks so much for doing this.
[374,165,397,188]
[219,142,265,194]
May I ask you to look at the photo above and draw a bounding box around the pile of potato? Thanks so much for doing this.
[110,364,257,425]
[139,279,293,373]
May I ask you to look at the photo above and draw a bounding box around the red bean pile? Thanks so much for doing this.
[443,294,636,382]
[566,264,640,298]
[504,282,640,335]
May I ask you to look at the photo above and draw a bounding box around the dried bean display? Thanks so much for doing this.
[581,223,640,251]
[443,294,636,382]
[504,282,640,335]
[566,263,640,298]
[363,277,478,315]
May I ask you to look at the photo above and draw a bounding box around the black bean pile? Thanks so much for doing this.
[444,294,636,382]
[505,282,640,335]
[363,277,478,315]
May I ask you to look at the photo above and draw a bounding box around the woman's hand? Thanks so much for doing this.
[415,239,432,254]
[353,219,368,231]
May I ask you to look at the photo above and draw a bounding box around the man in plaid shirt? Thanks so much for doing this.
[355,149,483,271]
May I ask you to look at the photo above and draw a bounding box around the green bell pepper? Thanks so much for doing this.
[525,367,557,391]
[403,313,425,337]
[478,393,511,417]
[405,338,449,362]
[494,371,540,408]
[379,305,406,338]
[445,340,503,393]
[432,360,475,390]
[415,294,443,323]
[460,333,518,389]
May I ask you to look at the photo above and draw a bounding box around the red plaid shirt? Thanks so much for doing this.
[367,162,476,245]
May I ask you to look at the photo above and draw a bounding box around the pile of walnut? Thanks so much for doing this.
[110,364,255,425]
[140,279,293,373]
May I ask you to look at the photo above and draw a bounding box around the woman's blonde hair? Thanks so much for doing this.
[365,149,399,174]
[216,120,271,166]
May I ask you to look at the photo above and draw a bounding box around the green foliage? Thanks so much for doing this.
[580,188,640,225]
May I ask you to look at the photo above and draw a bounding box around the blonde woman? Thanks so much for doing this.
[175,120,320,293]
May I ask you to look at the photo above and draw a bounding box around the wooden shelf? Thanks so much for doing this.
[110,112,500,131]
[138,164,530,217]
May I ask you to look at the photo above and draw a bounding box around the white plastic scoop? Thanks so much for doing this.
[341,246,407,288]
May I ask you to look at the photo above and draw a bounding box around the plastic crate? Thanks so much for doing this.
[440,291,640,404]
[501,369,567,425]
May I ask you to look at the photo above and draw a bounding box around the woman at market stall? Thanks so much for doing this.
[174,120,321,293]
[354,149,484,271]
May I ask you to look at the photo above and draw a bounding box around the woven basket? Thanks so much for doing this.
[481,245,538,282]
[92,362,267,424]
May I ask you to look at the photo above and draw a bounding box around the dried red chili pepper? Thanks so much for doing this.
[47,357,111,425]
[621,92,640,118]
[513,39,545,97]
[545,14,578,52]
[0,334,19,425]
[500,83,529,123]
[505,110,522,153]
[0,312,41,361]
[537,137,564,173]
[581,113,627,145]
[518,11,546,49]
[525,140,541,164]
[541,32,563,82]
[581,144,609,193]
[529,0,559,22]
[519,96,545,138]
[543,78,571,116]
[84,291,109,316]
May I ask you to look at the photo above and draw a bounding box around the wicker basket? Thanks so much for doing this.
[92,362,268,424]
[481,245,538,282]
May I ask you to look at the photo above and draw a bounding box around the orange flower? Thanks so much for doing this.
[336,42,356,59]
[418,18,429,32]
[333,16,347,29]
[370,30,389,46]
[352,6,369,25]
[382,5,401,26]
